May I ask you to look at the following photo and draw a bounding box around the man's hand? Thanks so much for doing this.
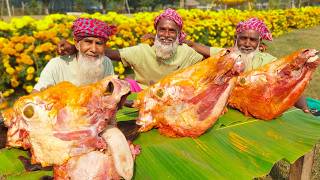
[141,33,155,42]
[57,39,77,55]
[124,100,134,108]
[294,95,311,114]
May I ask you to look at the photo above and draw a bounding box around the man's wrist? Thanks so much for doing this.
[301,106,310,113]
[303,109,310,113]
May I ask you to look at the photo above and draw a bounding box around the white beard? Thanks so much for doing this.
[235,41,260,71]
[75,52,105,86]
[154,35,179,61]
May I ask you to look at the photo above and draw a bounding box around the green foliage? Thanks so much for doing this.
[1,107,320,179]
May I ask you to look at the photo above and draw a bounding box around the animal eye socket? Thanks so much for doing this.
[224,49,231,55]
[104,82,114,95]
[23,104,34,119]
[239,77,246,85]
[156,89,164,97]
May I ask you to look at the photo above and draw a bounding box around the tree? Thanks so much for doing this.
[97,0,109,14]
[128,0,175,12]
[41,0,51,14]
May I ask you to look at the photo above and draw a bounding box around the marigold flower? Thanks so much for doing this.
[25,85,33,93]
[26,74,34,81]
[27,67,35,74]
[2,91,10,97]
[118,67,125,74]
[0,101,8,109]
[15,43,24,52]
[45,55,52,61]
[35,77,40,82]
[6,67,15,75]
[119,75,125,79]
[11,79,19,88]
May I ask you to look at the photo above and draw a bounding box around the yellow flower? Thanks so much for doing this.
[20,54,34,65]
[25,45,35,52]
[52,37,60,45]
[15,43,24,52]
[11,79,19,88]
[25,36,35,44]
[62,32,69,38]
[8,89,14,94]
[123,42,130,47]
[26,74,34,81]
[119,75,125,79]
[1,47,16,55]
[6,67,15,75]
[35,77,40,82]
[15,65,23,72]
[118,67,125,74]
[0,101,8,109]
[2,91,10,97]
[115,38,123,46]
[25,85,33,93]
[45,54,52,61]
[27,67,35,74]
[3,62,10,68]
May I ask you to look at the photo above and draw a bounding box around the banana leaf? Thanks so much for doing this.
[1,103,320,179]
[134,108,320,179]
[0,148,52,179]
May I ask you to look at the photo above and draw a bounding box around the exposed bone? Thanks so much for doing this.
[102,126,134,180]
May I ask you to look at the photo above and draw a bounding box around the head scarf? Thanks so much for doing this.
[154,8,186,44]
[72,18,117,42]
[236,18,273,41]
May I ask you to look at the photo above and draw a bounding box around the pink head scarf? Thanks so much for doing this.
[236,18,273,41]
[72,18,117,41]
[154,8,186,44]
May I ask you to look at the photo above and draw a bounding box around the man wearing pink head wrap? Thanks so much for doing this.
[33,18,115,92]
[58,8,204,89]
[112,8,203,88]
[187,17,276,72]
[186,17,310,112]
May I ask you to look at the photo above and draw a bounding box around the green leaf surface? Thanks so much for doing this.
[1,106,319,180]
[0,148,52,179]
[133,108,320,179]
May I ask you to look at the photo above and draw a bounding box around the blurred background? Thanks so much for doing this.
[1,0,320,17]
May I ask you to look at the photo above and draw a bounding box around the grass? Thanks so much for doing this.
[265,25,320,99]
[263,26,320,179]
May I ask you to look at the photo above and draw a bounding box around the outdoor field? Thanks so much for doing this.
[267,25,320,100]
[262,26,320,180]
[0,1,320,179]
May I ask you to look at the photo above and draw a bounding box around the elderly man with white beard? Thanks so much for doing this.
[33,18,115,92]
[108,8,204,88]
[185,18,310,113]
[58,8,204,89]
[186,18,276,72]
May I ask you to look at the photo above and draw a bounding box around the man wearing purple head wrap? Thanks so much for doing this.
[58,9,204,88]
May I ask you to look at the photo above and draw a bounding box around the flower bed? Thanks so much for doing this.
[0,7,319,108]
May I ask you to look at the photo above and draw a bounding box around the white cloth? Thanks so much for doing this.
[34,55,114,91]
